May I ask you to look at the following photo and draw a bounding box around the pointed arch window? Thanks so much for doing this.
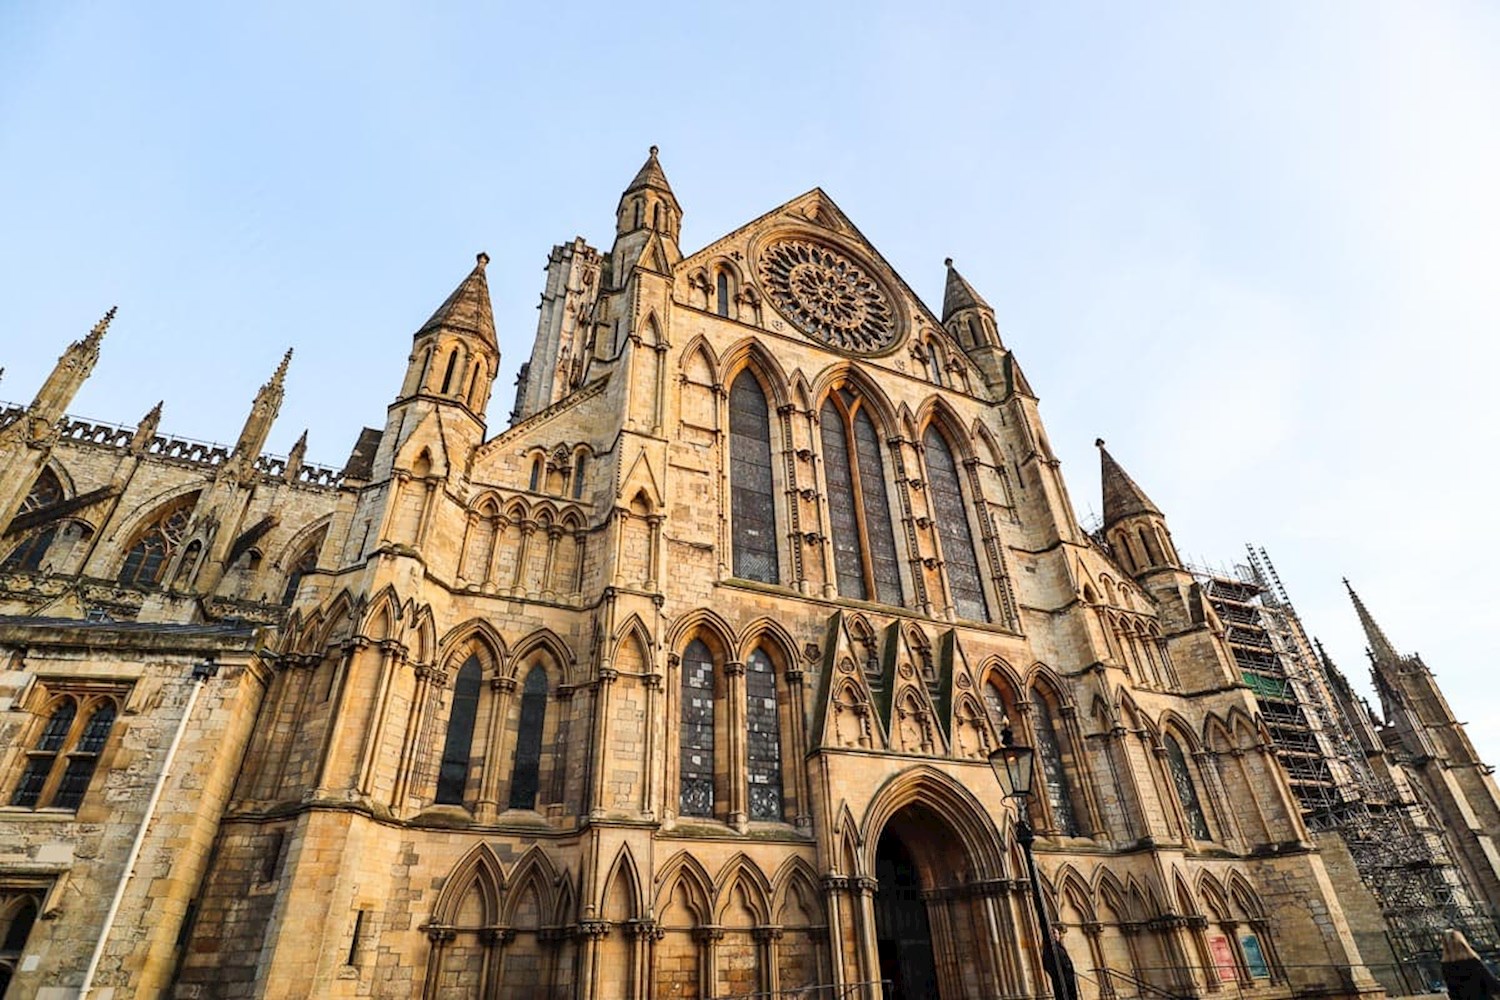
[118,500,193,587]
[745,648,783,821]
[571,451,588,499]
[1164,733,1211,840]
[436,656,482,805]
[926,342,945,386]
[508,666,548,810]
[923,427,989,621]
[281,531,324,605]
[1032,697,1079,836]
[716,271,731,317]
[819,391,903,605]
[1,469,66,573]
[11,693,119,810]
[1,892,40,994]
[729,371,778,583]
[679,639,716,817]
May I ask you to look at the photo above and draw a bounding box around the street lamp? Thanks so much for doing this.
[989,726,1068,1000]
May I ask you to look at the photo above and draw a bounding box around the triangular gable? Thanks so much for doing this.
[810,611,886,752]
[675,187,948,336]
[617,447,663,508]
[882,623,948,757]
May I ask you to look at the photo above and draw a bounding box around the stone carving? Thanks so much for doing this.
[757,239,896,353]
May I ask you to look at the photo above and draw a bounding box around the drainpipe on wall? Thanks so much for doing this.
[78,655,219,999]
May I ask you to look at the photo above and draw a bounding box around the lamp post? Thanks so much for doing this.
[989,726,1068,1000]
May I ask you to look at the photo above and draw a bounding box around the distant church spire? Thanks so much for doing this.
[613,146,682,278]
[1344,578,1401,665]
[418,252,497,350]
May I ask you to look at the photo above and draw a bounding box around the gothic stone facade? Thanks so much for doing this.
[5,148,1493,999]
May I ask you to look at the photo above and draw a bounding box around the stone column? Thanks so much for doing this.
[587,668,618,819]
[724,660,747,829]
[754,925,783,995]
[853,876,881,1000]
[356,640,403,796]
[477,674,518,819]
[821,875,850,990]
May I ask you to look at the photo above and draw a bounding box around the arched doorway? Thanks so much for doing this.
[875,826,938,999]
[870,797,1003,1000]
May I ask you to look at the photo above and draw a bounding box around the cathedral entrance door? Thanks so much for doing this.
[874,827,939,1000]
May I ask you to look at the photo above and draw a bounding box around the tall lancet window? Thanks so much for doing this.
[729,371,778,583]
[679,640,716,817]
[923,427,989,621]
[508,666,547,810]
[1164,733,1211,840]
[745,648,783,820]
[436,656,481,805]
[819,391,903,605]
[1032,697,1079,836]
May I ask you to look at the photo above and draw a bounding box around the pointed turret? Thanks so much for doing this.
[26,307,116,436]
[941,259,1002,350]
[611,146,682,282]
[417,252,496,349]
[942,259,991,321]
[1098,440,1163,525]
[396,253,500,418]
[232,349,291,462]
[1096,440,1179,575]
[284,429,308,481]
[1343,579,1402,666]
[130,400,163,453]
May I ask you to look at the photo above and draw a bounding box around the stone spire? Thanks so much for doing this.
[1344,579,1401,665]
[417,252,496,349]
[613,146,682,269]
[285,429,308,481]
[27,307,117,433]
[624,144,676,201]
[232,349,291,462]
[130,400,163,453]
[941,258,991,323]
[1097,439,1163,527]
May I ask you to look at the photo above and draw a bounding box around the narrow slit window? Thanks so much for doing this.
[435,656,481,805]
[679,640,715,817]
[745,648,783,821]
[508,666,548,810]
[716,271,731,317]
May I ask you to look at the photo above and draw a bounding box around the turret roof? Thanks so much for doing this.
[941,258,992,322]
[1097,440,1163,526]
[417,253,496,349]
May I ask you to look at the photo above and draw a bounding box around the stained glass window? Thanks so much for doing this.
[119,501,193,587]
[730,372,778,583]
[281,534,322,605]
[1165,734,1211,840]
[1033,698,1079,836]
[436,656,481,805]
[923,428,989,621]
[746,648,782,821]
[679,640,716,817]
[508,666,547,810]
[820,398,865,599]
[854,409,903,606]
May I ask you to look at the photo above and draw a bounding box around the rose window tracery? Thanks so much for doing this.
[757,239,897,353]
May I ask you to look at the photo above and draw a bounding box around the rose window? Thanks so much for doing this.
[757,239,897,353]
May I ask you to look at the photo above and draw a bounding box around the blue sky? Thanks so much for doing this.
[3,3,1498,766]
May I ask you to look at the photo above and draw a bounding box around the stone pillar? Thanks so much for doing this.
[724,660,747,829]
[355,640,403,796]
[853,876,881,1000]
[477,674,518,819]
[588,667,618,819]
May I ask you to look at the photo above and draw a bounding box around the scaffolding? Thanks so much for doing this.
[1192,546,1496,980]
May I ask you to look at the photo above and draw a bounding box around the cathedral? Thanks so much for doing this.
[1,148,1498,1000]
